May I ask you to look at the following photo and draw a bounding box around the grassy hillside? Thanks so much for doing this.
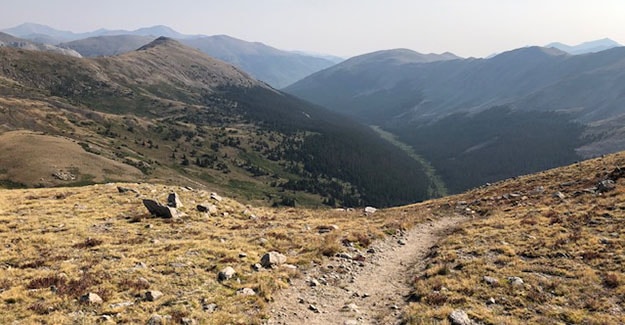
[1,149,624,324]
[404,152,625,324]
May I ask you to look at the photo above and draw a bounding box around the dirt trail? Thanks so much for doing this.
[266,216,465,325]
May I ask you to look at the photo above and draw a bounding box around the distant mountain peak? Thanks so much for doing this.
[137,36,180,51]
[546,38,621,55]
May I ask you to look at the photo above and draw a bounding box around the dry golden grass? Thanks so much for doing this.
[0,130,144,187]
[403,152,625,324]
[0,182,428,324]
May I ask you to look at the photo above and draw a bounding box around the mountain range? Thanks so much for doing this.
[286,45,625,193]
[547,38,621,55]
[0,37,434,207]
[1,23,339,88]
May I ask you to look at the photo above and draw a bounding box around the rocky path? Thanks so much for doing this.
[266,216,465,325]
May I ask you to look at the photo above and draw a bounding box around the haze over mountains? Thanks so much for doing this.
[286,44,625,193]
[2,21,625,202]
[1,23,339,88]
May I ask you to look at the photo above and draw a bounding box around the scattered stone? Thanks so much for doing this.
[134,262,147,269]
[449,309,473,325]
[117,186,138,194]
[507,276,524,286]
[398,239,407,246]
[197,203,218,214]
[309,279,320,287]
[486,297,496,305]
[483,276,499,286]
[337,253,353,260]
[344,320,359,325]
[597,180,616,193]
[236,288,256,296]
[145,290,163,302]
[210,192,223,202]
[260,251,287,268]
[317,224,339,234]
[364,206,377,214]
[552,192,566,200]
[181,318,196,325]
[79,292,103,305]
[147,314,164,325]
[203,303,218,313]
[341,303,359,313]
[282,264,298,270]
[110,301,134,308]
[239,252,247,258]
[390,304,399,310]
[167,192,182,208]
[367,248,376,254]
[353,254,366,262]
[218,267,236,281]
[251,263,262,272]
[52,169,76,181]
[309,304,320,313]
[143,199,180,219]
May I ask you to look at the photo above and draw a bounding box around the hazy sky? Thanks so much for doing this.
[3,0,625,58]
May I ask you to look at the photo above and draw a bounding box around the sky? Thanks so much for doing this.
[3,0,625,58]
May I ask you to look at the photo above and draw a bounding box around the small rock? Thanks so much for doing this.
[449,309,473,325]
[390,304,399,310]
[483,276,499,286]
[398,239,407,245]
[251,263,262,272]
[507,276,524,286]
[80,292,103,305]
[309,304,320,313]
[210,192,223,202]
[236,288,256,296]
[239,252,247,258]
[181,318,196,325]
[486,297,496,305]
[364,206,377,214]
[197,203,218,214]
[260,251,287,268]
[552,192,566,200]
[367,248,376,254]
[353,254,366,262]
[341,303,359,313]
[282,264,298,270]
[218,267,236,282]
[110,301,134,308]
[134,262,147,269]
[309,279,320,287]
[597,180,616,193]
[145,290,163,302]
[147,314,164,325]
[337,253,353,260]
[117,186,138,194]
[317,225,339,234]
[203,303,218,313]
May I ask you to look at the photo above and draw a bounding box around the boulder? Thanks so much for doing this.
[483,276,499,286]
[260,251,287,268]
[167,192,182,208]
[507,276,524,286]
[218,267,236,281]
[143,199,180,219]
